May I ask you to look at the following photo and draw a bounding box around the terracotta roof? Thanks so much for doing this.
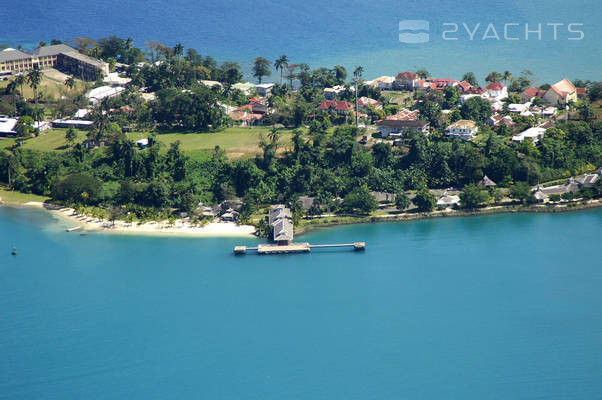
[576,87,587,95]
[485,82,506,90]
[396,71,418,80]
[386,108,419,121]
[318,100,354,111]
[549,78,576,99]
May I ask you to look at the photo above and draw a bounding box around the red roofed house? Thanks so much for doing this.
[229,111,263,127]
[576,87,587,99]
[358,96,383,110]
[458,81,472,93]
[386,108,419,121]
[318,100,354,115]
[520,87,546,103]
[429,78,458,91]
[543,78,577,106]
[394,71,418,90]
[484,82,508,100]
[487,113,514,128]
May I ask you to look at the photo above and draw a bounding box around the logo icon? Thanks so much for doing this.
[399,20,430,43]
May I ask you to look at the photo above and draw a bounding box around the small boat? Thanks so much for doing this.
[11,247,17,256]
[66,226,82,232]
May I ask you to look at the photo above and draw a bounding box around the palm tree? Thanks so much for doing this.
[6,81,18,117]
[503,70,513,85]
[274,55,288,85]
[27,66,43,127]
[353,66,364,126]
[14,74,26,101]
[333,65,347,85]
[268,127,280,150]
[173,43,184,60]
[286,64,298,89]
[65,76,75,92]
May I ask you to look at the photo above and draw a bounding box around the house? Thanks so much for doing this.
[323,85,347,100]
[87,86,125,105]
[298,196,316,210]
[136,138,149,149]
[458,80,472,93]
[576,87,587,99]
[445,120,478,140]
[386,108,420,121]
[487,114,513,127]
[437,192,460,208]
[103,72,131,86]
[429,78,458,90]
[256,83,274,97]
[508,102,531,113]
[521,87,546,103]
[394,71,418,90]
[533,186,548,203]
[220,208,239,222]
[365,76,395,90]
[511,127,546,143]
[318,100,354,115]
[542,106,557,117]
[543,78,577,106]
[269,205,294,245]
[0,116,18,137]
[371,192,396,203]
[358,97,382,110]
[200,80,223,89]
[477,175,497,187]
[52,119,94,129]
[232,82,256,95]
[484,82,508,101]
[575,173,600,187]
[538,177,582,196]
[376,119,430,138]
[228,111,263,127]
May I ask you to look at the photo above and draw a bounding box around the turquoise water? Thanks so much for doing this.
[2,0,601,83]
[1,206,602,398]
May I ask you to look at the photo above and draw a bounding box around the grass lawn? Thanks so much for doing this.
[0,186,50,204]
[0,127,295,160]
[0,73,89,101]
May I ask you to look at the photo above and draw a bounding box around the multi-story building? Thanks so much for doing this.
[0,44,108,80]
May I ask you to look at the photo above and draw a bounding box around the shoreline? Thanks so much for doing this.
[2,198,601,239]
[1,201,256,238]
[294,200,602,237]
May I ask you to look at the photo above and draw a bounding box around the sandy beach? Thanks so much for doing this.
[16,202,257,237]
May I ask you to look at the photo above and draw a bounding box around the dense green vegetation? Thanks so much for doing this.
[1,37,601,222]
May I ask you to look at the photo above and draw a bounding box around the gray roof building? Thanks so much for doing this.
[0,49,31,63]
[272,218,294,242]
[268,205,292,225]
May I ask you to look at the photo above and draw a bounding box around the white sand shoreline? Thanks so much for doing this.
[6,201,256,238]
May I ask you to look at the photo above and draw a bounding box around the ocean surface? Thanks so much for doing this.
[1,206,601,399]
[1,0,601,84]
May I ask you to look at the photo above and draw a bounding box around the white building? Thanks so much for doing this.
[0,116,18,136]
[256,83,274,97]
[445,120,478,140]
[484,82,508,101]
[87,86,125,105]
[512,127,546,143]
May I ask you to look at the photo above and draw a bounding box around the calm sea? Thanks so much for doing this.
[1,0,601,83]
[1,206,601,399]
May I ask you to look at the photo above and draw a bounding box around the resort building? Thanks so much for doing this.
[437,192,460,208]
[484,82,508,101]
[323,85,347,100]
[445,120,478,140]
[543,78,577,106]
[0,44,108,80]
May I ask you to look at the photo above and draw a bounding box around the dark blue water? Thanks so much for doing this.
[1,206,602,399]
[2,0,601,83]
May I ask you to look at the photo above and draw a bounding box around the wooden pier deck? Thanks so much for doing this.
[234,242,365,255]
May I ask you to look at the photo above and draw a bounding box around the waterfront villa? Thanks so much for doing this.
[484,82,508,101]
[445,120,478,140]
[437,192,460,208]
[394,71,419,90]
[543,78,577,106]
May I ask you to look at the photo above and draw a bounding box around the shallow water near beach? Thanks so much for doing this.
[1,206,602,399]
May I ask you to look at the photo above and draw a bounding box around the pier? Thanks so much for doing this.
[234,205,365,255]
